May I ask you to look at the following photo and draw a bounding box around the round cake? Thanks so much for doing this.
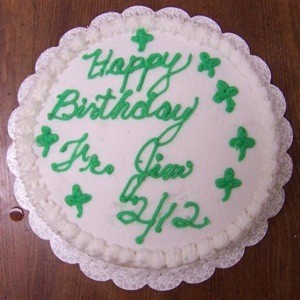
[12,8,278,269]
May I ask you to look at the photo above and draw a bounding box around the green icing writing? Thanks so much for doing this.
[51,133,114,175]
[47,88,197,124]
[172,201,211,229]
[154,201,178,233]
[117,192,208,244]
[82,48,192,94]
[65,184,92,218]
[35,126,59,157]
[119,103,198,203]
[215,168,242,202]
[146,53,192,99]
[198,52,221,78]
[117,193,175,244]
[82,49,113,79]
[117,196,148,226]
[213,80,239,113]
[131,28,154,52]
[115,94,207,244]
[229,126,256,161]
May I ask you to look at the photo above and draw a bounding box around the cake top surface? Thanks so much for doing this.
[12,8,279,269]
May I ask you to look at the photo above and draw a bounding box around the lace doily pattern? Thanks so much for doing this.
[7,6,293,290]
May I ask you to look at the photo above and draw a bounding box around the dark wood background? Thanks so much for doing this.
[0,0,299,299]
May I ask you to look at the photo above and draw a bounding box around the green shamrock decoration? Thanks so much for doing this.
[198,52,221,78]
[229,127,256,161]
[215,168,242,202]
[131,28,154,52]
[35,126,59,157]
[65,184,92,218]
[213,80,239,113]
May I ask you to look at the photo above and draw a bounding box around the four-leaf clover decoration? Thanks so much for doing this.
[131,28,154,52]
[65,184,92,218]
[229,127,256,161]
[35,126,59,157]
[213,80,239,113]
[215,168,242,202]
[198,52,221,78]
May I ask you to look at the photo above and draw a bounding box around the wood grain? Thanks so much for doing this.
[0,0,299,299]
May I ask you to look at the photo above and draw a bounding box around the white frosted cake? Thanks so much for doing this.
[13,8,278,269]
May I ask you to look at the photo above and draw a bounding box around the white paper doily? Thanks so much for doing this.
[7,6,293,291]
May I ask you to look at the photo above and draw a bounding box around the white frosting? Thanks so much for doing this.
[86,238,106,257]
[197,238,216,259]
[13,13,278,269]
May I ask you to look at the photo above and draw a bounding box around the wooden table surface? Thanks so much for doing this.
[0,0,299,299]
